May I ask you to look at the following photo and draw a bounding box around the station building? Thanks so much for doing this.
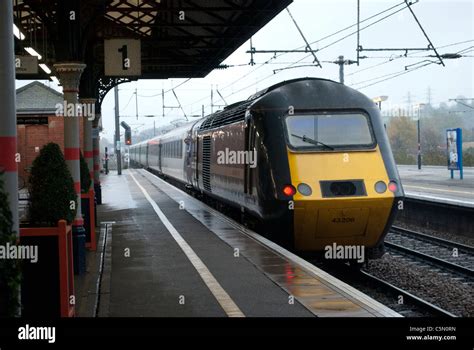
[16,81,87,184]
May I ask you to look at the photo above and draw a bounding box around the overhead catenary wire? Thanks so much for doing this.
[185,1,416,115]
[145,2,468,119]
[120,91,135,113]
[215,0,411,94]
[403,0,444,66]
[288,2,416,69]
[353,61,434,90]
[349,42,474,87]
[351,69,411,87]
[190,1,416,114]
[347,40,474,78]
[137,78,192,98]
[205,2,404,106]
[285,7,321,67]
[236,0,464,95]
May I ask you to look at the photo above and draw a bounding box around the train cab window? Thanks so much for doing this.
[285,113,375,150]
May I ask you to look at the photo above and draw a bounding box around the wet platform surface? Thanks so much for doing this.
[95,169,400,317]
[398,165,474,207]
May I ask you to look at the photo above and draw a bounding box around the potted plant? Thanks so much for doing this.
[28,143,76,226]
[21,143,77,317]
[0,172,21,317]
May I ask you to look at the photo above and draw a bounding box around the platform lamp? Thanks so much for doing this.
[372,95,388,110]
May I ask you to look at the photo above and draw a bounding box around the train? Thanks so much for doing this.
[130,77,404,258]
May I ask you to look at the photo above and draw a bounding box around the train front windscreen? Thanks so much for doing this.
[284,112,376,150]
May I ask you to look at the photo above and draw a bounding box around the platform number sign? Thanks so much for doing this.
[446,128,463,180]
[104,39,141,77]
[15,55,38,75]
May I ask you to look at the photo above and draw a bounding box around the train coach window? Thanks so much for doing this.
[161,140,183,158]
[285,113,375,150]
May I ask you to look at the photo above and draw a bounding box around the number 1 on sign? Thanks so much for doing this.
[118,45,129,70]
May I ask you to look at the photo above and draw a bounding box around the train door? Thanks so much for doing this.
[158,142,162,172]
[145,142,149,167]
[192,128,200,189]
[245,117,256,195]
[139,144,143,165]
[184,130,193,185]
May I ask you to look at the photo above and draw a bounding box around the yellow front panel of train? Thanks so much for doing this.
[288,147,394,251]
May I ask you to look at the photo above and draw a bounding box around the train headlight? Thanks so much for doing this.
[297,183,312,196]
[374,181,387,194]
[388,181,398,193]
[282,184,296,196]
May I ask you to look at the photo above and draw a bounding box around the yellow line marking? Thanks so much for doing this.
[129,171,244,317]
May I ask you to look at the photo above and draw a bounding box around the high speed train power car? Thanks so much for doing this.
[130,77,404,258]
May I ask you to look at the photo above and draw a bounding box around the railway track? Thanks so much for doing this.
[385,226,474,281]
[312,261,455,317]
[308,225,474,317]
[358,270,456,317]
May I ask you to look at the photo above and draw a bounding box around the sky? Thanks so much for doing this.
[15,0,474,140]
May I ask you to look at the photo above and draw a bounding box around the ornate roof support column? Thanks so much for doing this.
[92,113,102,204]
[54,62,87,274]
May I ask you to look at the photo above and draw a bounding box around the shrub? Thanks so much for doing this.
[28,143,77,226]
[0,172,21,316]
[80,152,91,193]
[463,147,474,167]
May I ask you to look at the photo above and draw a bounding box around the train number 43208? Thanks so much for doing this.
[331,217,355,223]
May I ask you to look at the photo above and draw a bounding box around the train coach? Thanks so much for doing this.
[130,77,404,258]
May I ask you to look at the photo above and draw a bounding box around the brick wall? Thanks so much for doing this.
[17,114,85,185]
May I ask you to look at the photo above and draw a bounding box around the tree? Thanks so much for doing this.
[387,116,417,165]
[421,124,445,165]
[28,143,77,226]
[463,147,474,167]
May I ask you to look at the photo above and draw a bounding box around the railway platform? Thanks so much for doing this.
[76,169,400,318]
[398,165,474,207]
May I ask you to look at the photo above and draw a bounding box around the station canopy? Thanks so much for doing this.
[13,0,292,80]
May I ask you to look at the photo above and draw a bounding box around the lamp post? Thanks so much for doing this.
[414,103,425,170]
[373,96,389,130]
